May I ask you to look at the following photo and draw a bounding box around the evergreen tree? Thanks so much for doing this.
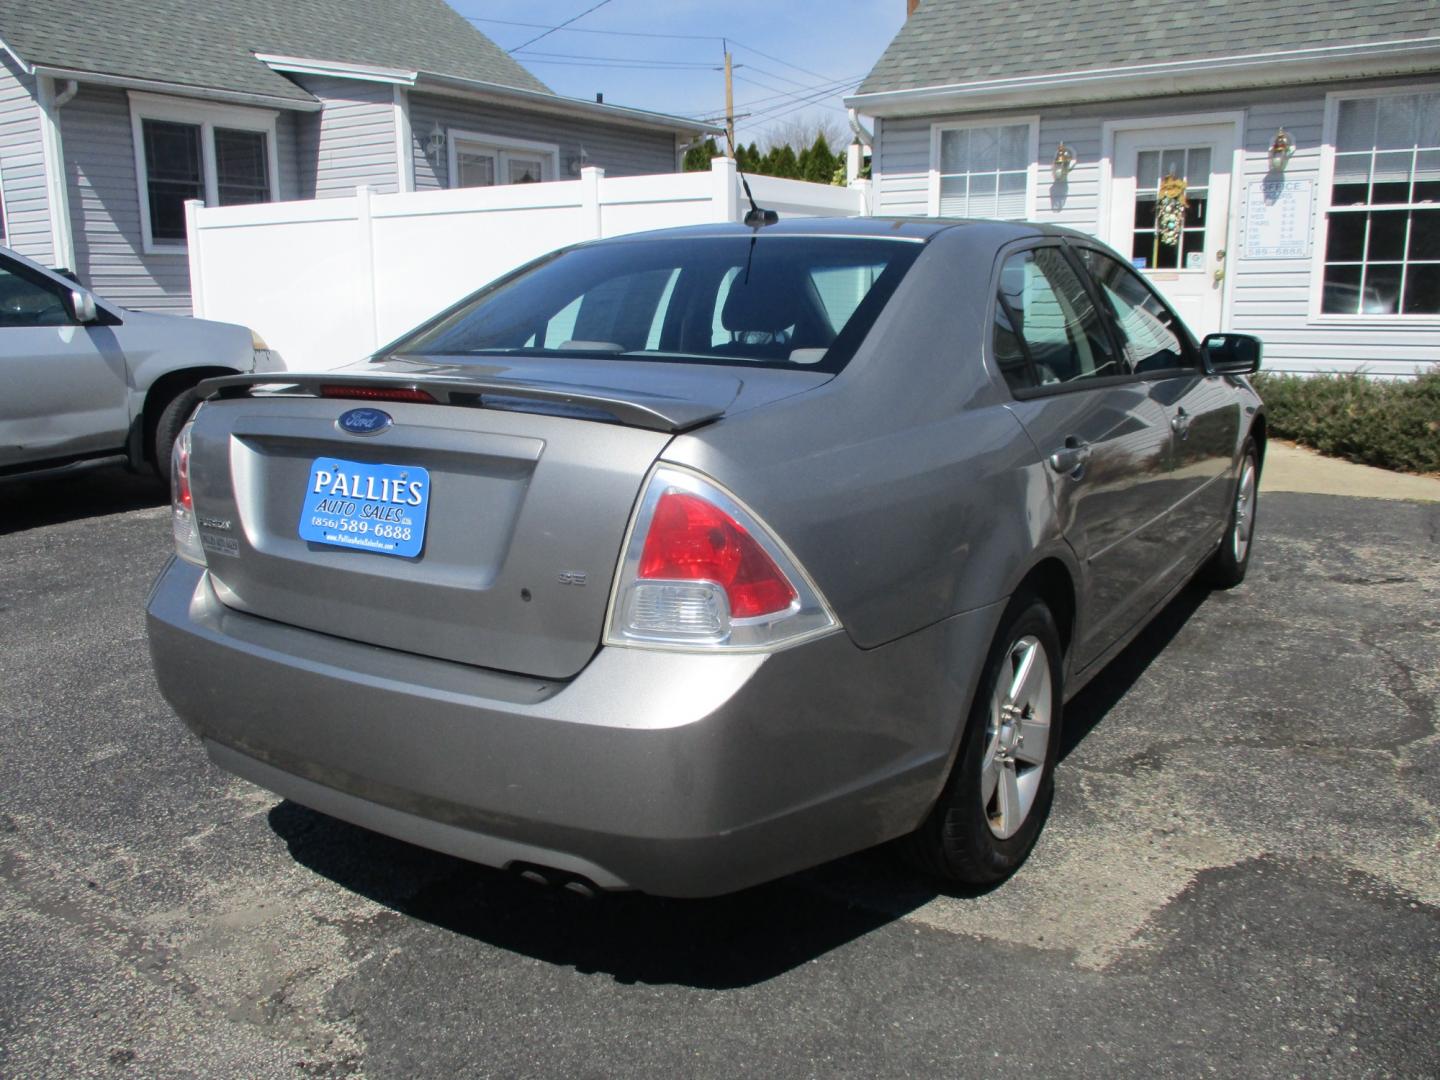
[682,137,720,172]
[805,134,836,185]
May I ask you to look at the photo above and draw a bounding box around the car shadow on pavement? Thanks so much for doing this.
[266,581,1216,989]
[268,798,920,989]
[1058,581,1211,760]
[0,466,166,535]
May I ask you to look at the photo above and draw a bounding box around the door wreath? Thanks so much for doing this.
[1155,175,1189,248]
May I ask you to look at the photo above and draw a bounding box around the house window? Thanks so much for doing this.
[933,121,1034,220]
[142,121,204,241]
[1321,91,1440,316]
[447,131,558,189]
[129,93,278,251]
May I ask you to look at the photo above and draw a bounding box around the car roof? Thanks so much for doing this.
[588,216,1095,246]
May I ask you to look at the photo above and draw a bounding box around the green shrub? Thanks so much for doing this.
[1250,368,1440,475]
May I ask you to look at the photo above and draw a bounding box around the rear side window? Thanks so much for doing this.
[394,236,923,373]
[1076,248,1198,374]
[991,247,1120,393]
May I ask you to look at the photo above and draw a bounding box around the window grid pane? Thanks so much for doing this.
[1324,91,1440,314]
[214,128,270,206]
[143,120,203,242]
[937,124,1030,220]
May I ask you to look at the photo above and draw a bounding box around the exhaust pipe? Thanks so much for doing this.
[510,862,600,899]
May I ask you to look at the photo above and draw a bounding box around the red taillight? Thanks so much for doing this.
[638,491,797,618]
[174,431,193,511]
[170,421,205,565]
[319,384,436,403]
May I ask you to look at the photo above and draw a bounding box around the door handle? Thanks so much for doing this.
[1048,436,1092,477]
[1171,407,1192,440]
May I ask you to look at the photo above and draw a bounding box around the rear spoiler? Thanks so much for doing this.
[198,372,733,433]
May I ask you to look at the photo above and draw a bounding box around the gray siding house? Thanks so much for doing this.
[848,0,1440,377]
[0,0,713,314]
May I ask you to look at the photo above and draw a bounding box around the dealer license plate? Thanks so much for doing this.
[298,457,430,558]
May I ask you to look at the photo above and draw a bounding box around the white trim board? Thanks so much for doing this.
[254,54,417,85]
[0,155,9,246]
[393,86,414,194]
[36,74,75,269]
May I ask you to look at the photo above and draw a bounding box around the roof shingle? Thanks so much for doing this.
[858,0,1440,95]
[0,0,549,103]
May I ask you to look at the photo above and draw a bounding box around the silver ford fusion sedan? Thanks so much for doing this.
[146,218,1264,897]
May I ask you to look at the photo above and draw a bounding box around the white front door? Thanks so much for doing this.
[1107,121,1237,336]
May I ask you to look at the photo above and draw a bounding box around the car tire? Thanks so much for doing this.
[902,594,1064,886]
[151,386,201,485]
[1203,438,1259,589]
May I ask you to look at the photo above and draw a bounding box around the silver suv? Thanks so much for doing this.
[0,245,281,483]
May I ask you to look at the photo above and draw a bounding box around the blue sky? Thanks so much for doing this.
[444,2,907,146]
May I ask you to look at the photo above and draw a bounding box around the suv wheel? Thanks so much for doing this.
[151,387,201,485]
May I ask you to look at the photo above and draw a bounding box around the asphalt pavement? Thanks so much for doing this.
[0,465,1436,1078]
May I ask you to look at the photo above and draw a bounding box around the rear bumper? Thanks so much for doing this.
[147,558,1001,896]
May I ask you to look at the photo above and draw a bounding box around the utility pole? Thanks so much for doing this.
[723,43,735,157]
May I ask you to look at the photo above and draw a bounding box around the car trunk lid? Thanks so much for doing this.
[187,359,828,680]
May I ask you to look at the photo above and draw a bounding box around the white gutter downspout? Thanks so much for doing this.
[846,107,873,186]
[36,76,78,270]
[847,107,873,149]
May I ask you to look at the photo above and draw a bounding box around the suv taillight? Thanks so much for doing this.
[605,466,837,651]
[171,421,206,566]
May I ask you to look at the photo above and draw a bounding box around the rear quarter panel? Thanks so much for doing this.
[663,227,1067,651]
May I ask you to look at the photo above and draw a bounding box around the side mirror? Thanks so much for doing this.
[68,289,98,325]
[1202,332,1261,376]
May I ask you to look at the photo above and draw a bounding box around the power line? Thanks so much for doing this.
[505,0,617,53]
[514,48,723,70]
[516,55,723,70]
[467,13,848,86]
[737,78,862,128]
[465,14,720,41]
[726,73,865,120]
[727,39,839,84]
[732,71,865,105]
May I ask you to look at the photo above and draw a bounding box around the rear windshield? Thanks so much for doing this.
[389,235,923,373]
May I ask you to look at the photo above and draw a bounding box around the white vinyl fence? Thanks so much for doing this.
[187,159,870,372]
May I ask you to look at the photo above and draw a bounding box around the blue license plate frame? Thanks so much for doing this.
[298,457,430,558]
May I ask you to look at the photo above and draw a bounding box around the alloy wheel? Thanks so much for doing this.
[982,635,1053,839]
[1232,457,1257,564]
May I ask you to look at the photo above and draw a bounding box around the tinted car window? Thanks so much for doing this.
[394,237,923,373]
[0,260,69,328]
[1076,248,1198,374]
[992,247,1120,392]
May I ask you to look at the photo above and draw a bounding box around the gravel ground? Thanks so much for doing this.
[1,466,1436,1078]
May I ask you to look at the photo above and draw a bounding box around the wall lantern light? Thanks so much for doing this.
[426,123,446,163]
[1268,128,1295,172]
[1052,142,1076,181]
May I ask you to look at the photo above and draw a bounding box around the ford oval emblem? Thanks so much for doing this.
[337,407,393,437]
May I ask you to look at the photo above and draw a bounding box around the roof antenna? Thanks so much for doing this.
[722,37,775,228]
[740,170,778,228]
